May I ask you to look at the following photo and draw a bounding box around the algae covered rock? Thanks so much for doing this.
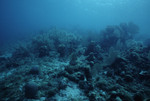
[124,75,133,82]
[24,81,38,99]
[30,66,40,75]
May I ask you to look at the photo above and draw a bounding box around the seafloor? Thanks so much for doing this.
[0,23,150,101]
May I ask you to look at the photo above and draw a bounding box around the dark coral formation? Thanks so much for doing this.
[0,23,150,101]
[25,81,38,99]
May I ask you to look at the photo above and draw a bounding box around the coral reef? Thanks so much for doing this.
[0,23,150,101]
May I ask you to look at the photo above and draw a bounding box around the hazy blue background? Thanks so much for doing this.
[0,0,150,40]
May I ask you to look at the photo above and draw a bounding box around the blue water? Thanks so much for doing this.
[0,0,150,40]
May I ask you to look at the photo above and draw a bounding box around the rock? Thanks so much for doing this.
[30,66,40,75]
[83,66,92,81]
[74,72,85,81]
[64,66,91,82]
[58,78,68,90]
[129,52,140,61]
[69,53,78,66]
[86,52,96,62]
[39,45,49,57]
[144,98,150,101]
[96,81,108,91]
[116,96,122,101]
[79,81,93,94]
[48,88,58,97]
[25,81,38,99]
[6,61,19,68]
[0,56,6,61]
[85,41,97,56]
[65,66,74,74]
[88,91,96,101]
[124,75,133,82]
[108,91,133,101]
[139,71,150,80]
[57,44,66,57]
[133,92,144,101]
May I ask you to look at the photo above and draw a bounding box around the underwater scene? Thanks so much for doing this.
[0,0,150,101]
